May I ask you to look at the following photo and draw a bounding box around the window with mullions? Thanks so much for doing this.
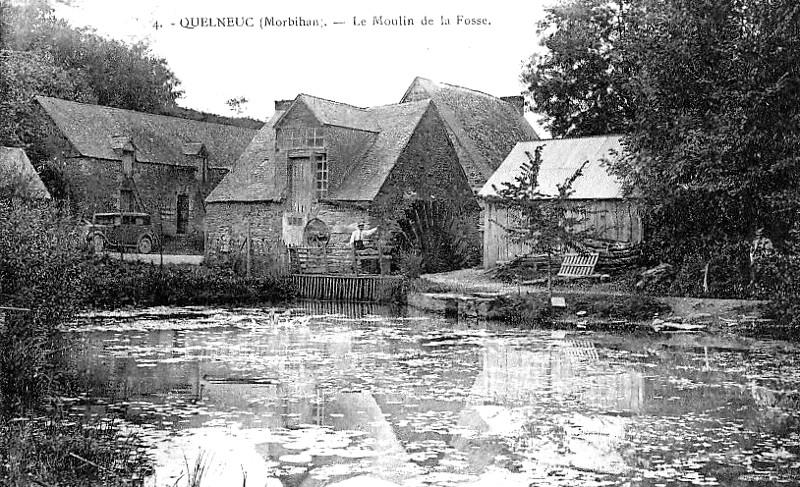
[278,127,325,149]
[315,154,328,199]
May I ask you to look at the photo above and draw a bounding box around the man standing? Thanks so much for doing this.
[349,222,378,251]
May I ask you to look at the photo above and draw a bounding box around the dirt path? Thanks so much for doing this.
[102,252,204,265]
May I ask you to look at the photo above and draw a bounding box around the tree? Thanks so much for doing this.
[526,0,800,297]
[613,0,800,296]
[491,145,593,298]
[226,95,249,115]
[522,0,636,137]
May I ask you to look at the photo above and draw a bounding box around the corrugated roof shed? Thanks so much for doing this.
[400,77,539,189]
[205,111,285,203]
[327,100,431,201]
[479,135,625,199]
[0,147,51,199]
[36,96,258,169]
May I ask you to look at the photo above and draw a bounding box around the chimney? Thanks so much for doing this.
[501,96,525,116]
[274,99,294,112]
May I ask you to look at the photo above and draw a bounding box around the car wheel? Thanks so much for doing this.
[92,234,105,253]
[138,236,153,254]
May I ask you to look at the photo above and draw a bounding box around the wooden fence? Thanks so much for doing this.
[292,246,392,276]
[291,274,404,302]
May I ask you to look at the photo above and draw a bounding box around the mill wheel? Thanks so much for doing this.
[92,234,105,253]
[138,236,153,254]
[394,200,480,274]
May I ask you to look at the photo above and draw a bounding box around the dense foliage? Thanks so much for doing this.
[0,199,87,415]
[82,258,295,309]
[522,0,635,137]
[526,0,800,302]
[0,1,261,175]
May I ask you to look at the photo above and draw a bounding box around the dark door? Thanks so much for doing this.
[177,194,189,235]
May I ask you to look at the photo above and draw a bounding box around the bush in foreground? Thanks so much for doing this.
[0,418,150,487]
[80,257,295,309]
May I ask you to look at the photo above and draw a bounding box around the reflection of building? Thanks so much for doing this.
[471,339,645,412]
[453,339,645,476]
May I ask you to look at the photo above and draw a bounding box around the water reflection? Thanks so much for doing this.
[67,306,800,486]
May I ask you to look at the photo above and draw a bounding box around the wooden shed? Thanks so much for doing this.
[478,135,643,268]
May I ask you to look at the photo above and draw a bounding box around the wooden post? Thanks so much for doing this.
[323,245,329,274]
[353,248,359,276]
[246,221,252,278]
[378,242,384,276]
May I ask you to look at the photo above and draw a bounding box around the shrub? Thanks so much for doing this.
[0,418,151,487]
[0,199,88,415]
[80,258,295,309]
[755,254,800,328]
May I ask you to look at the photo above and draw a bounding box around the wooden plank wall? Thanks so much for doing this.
[291,274,404,302]
[483,200,643,268]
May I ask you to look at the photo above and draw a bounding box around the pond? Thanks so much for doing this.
[66,303,800,487]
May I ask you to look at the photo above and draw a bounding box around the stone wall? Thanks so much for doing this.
[205,201,288,274]
[63,156,226,239]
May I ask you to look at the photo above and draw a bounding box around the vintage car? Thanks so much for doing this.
[87,212,158,254]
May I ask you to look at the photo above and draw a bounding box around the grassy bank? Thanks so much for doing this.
[485,292,671,328]
[81,256,296,309]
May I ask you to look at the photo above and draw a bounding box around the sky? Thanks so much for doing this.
[50,0,552,133]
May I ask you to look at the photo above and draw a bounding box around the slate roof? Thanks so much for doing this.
[327,100,431,201]
[0,147,51,199]
[284,95,379,132]
[205,110,286,203]
[36,96,257,170]
[479,135,625,200]
[400,77,539,189]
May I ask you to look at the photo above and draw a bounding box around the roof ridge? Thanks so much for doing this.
[297,93,368,111]
[35,95,256,133]
[366,98,430,110]
[534,134,624,142]
[417,77,508,100]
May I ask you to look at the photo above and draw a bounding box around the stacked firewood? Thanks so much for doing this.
[588,242,642,275]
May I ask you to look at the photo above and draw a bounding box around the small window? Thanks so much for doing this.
[278,127,325,149]
[315,154,328,199]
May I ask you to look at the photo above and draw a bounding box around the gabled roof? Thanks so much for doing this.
[277,94,379,132]
[400,77,539,189]
[36,96,257,170]
[205,110,286,203]
[327,100,431,201]
[479,135,625,199]
[207,97,437,204]
[0,147,51,199]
